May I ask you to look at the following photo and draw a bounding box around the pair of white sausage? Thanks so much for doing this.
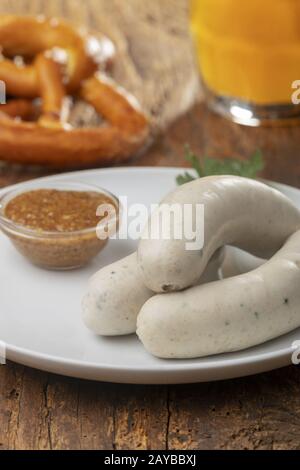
[83,176,300,359]
[137,230,300,358]
[138,175,300,292]
[82,249,223,336]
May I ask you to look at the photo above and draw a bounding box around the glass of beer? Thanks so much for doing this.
[190,0,300,126]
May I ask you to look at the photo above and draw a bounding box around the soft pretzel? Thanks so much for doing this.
[0,15,149,167]
[0,99,36,120]
[35,53,66,129]
[0,15,105,95]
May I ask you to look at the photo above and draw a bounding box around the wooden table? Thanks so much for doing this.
[2,0,300,451]
[1,102,300,450]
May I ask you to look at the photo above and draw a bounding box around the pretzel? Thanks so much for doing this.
[0,15,149,167]
[0,99,36,120]
[0,15,110,95]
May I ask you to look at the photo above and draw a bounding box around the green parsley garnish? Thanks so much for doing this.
[176,146,264,186]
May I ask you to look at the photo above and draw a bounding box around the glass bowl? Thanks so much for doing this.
[0,179,120,270]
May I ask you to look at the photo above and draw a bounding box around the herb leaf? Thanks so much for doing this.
[176,147,264,186]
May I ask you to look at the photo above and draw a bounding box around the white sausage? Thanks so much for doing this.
[220,247,264,279]
[137,230,300,359]
[138,176,300,292]
[82,253,150,336]
[82,249,223,336]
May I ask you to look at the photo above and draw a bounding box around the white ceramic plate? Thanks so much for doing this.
[1,167,300,384]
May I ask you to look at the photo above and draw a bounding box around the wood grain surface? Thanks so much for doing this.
[1,0,300,451]
[1,102,300,451]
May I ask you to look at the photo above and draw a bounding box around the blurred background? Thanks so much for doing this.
[0,0,200,132]
[1,0,300,186]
